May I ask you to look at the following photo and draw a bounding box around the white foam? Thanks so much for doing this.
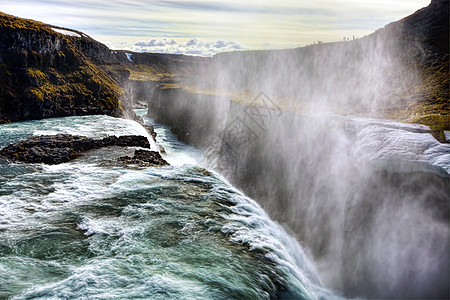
[122,119,158,151]
[33,130,60,136]
[350,118,450,175]
[444,131,450,143]
[28,115,158,151]
[216,185,330,299]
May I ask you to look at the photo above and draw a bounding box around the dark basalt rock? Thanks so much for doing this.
[0,134,150,164]
[118,149,169,167]
[143,124,157,140]
[0,12,130,124]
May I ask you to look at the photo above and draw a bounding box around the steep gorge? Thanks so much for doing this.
[0,1,449,298]
[143,0,449,298]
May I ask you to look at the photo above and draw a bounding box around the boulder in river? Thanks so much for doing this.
[118,149,169,167]
[0,134,151,164]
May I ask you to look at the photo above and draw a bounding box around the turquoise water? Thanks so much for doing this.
[0,112,341,300]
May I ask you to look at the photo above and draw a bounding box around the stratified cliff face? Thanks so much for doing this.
[0,12,128,123]
[121,51,210,108]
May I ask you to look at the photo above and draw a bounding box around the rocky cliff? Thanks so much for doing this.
[0,12,132,123]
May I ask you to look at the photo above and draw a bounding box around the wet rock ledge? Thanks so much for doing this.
[0,133,168,166]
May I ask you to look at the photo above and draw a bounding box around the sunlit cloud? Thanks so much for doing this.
[129,38,244,56]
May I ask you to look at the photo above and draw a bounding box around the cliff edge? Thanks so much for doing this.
[0,12,127,123]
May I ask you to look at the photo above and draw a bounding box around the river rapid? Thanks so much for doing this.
[0,111,341,300]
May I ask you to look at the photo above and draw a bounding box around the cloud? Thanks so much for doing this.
[186,39,198,46]
[154,0,336,16]
[130,38,245,56]
[2,0,431,49]
[135,39,177,47]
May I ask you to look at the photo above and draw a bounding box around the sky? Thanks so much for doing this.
[1,0,431,56]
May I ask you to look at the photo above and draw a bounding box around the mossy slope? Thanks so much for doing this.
[0,12,125,123]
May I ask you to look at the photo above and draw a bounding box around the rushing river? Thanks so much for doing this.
[0,111,340,300]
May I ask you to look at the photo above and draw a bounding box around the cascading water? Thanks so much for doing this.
[204,108,450,299]
[148,91,449,298]
[0,112,343,300]
[143,2,449,297]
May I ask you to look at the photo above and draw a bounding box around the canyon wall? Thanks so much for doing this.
[0,12,132,123]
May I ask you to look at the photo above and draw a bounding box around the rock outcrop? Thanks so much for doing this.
[0,134,168,165]
[118,149,169,167]
[0,13,129,123]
